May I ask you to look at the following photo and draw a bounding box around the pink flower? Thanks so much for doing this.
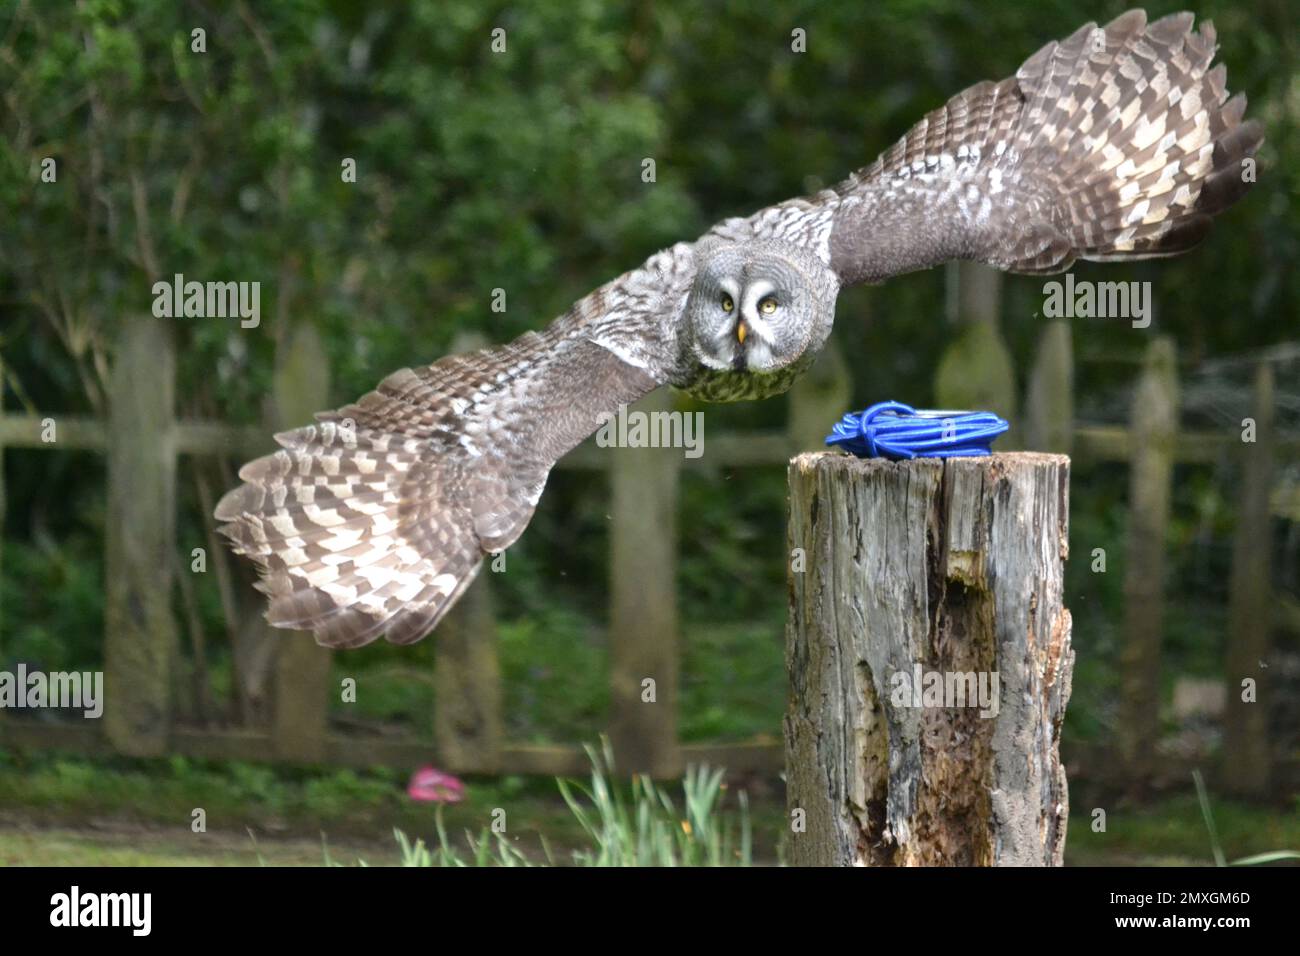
[407,765,466,804]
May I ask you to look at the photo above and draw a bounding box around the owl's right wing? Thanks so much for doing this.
[823,9,1262,284]
[215,306,665,649]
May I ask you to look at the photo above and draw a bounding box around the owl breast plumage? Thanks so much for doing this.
[674,355,818,403]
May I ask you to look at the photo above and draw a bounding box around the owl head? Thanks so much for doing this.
[683,238,839,374]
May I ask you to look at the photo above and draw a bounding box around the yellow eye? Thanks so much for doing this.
[721,294,734,313]
[759,297,778,315]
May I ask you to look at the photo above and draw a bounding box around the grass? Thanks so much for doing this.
[0,738,759,866]
[1192,770,1300,867]
[1,742,1295,866]
[0,737,768,866]
[1064,786,1300,866]
[0,825,406,866]
[367,739,755,867]
[551,739,752,866]
[0,745,582,847]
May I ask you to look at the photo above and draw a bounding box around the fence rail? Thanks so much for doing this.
[4,413,1294,464]
[0,290,1293,785]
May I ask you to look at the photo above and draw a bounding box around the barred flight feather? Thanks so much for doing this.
[828,9,1262,281]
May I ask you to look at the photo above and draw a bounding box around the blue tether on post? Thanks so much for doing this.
[825,401,1009,460]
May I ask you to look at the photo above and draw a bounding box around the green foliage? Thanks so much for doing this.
[395,813,535,868]
[1066,782,1300,865]
[3,746,1295,866]
[1193,769,1300,867]
[561,738,759,868]
[0,537,104,670]
[498,607,609,743]
[0,747,421,831]
[556,738,752,866]
[389,738,754,866]
[680,619,784,742]
[0,449,106,669]
[303,769,396,817]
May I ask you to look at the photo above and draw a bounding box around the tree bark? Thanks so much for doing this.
[784,451,1073,866]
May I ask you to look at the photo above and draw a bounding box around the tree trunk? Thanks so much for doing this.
[784,451,1073,866]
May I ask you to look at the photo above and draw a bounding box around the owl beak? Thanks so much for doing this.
[735,319,748,345]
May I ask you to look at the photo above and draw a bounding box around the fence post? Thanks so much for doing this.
[270,321,332,763]
[0,353,5,661]
[429,331,504,772]
[935,262,1017,445]
[609,388,681,777]
[1118,336,1179,783]
[104,317,178,757]
[785,451,1073,865]
[788,339,851,452]
[1222,361,1275,795]
[1024,319,1074,455]
[435,573,504,773]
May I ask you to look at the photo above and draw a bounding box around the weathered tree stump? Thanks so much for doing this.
[784,451,1073,866]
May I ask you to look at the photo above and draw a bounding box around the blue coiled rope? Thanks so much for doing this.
[825,401,1009,460]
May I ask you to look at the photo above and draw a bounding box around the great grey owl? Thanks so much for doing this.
[216,10,1263,648]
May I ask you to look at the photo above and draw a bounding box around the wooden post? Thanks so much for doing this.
[104,317,178,757]
[788,339,851,452]
[609,388,681,777]
[271,321,332,763]
[1024,319,1074,455]
[936,262,1017,446]
[435,572,504,773]
[785,451,1073,866]
[0,354,5,663]
[1118,337,1178,783]
[432,330,504,773]
[1222,362,1275,795]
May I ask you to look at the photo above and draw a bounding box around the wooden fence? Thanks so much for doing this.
[0,285,1295,783]
[0,316,846,778]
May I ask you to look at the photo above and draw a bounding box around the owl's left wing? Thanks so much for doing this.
[215,299,667,649]
[760,11,1263,285]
